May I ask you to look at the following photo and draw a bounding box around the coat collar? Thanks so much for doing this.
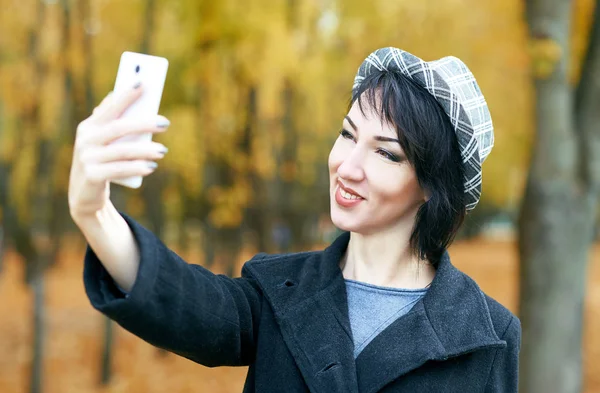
[245,232,506,393]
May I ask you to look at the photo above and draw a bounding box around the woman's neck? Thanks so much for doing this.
[340,223,436,289]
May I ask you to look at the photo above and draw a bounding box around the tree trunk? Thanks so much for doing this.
[0,160,10,279]
[78,0,95,119]
[0,102,5,275]
[139,0,171,357]
[518,1,600,392]
[29,273,45,393]
[280,80,305,251]
[100,316,113,385]
[0,225,4,275]
[24,3,49,392]
[139,0,166,240]
[242,86,272,252]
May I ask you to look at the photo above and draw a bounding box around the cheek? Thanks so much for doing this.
[368,164,422,204]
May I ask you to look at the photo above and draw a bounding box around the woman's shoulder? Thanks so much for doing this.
[239,248,342,308]
[240,249,327,279]
[246,249,323,264]
[483,293,521,340]
[449,261,520,340]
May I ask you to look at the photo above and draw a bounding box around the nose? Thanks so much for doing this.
[337,148,365,183]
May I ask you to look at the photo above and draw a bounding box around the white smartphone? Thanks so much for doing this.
[110,51,169,189]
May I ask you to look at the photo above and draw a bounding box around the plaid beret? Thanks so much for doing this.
[353,47,494,212]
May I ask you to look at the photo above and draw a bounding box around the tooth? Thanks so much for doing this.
[341,189,359,200]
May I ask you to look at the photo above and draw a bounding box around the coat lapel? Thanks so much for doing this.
[245,234,359,393]
[354,250,507,393]
[245,232,507,393]
[276,278,358,393]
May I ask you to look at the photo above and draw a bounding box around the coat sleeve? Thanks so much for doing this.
[484,316,521,393]
[83,211,263,367]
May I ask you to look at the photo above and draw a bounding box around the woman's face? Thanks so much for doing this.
[328,99,426,235]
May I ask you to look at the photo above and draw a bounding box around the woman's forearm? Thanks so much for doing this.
[73,204,140,292]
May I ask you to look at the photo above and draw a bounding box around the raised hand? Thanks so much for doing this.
[68,83,170,222]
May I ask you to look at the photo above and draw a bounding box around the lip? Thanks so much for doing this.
[334,181,365,208]
[337,181,364,199]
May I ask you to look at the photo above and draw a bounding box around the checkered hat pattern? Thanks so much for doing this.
[353,47,494,212]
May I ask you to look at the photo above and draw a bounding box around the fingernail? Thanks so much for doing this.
[133,81,141,89]
[147,161,158,169]
[157,119,170,128]
[158,146,169,154]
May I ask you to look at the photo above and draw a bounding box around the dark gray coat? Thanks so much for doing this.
[84,212,520,392]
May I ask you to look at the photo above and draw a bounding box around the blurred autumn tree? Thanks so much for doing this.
[519,0,600,392]
[0,0,78,391]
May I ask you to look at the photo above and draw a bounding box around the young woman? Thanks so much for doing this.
[69,47,520,392]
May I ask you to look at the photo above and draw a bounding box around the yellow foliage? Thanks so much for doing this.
[163,184,183,222]
[40,72,64,140]
[127,193,146,217]
[0,0,596,228]
[0,118,18,163]
[280,161,297,182]
[53,144,75,192]
[209,205,243,228]
[298,144,319,165]
[529,38,564,79]
[0,60,38,116]
[206,180,250,228]
[9,142,36,226]
[161,106,203,196]
[251,135,277,180]
[299,165,317,187]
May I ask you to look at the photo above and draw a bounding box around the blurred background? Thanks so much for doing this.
[0,0,599,392]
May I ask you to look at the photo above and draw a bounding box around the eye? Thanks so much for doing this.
[376,149,401,163]
[339,129,355,141]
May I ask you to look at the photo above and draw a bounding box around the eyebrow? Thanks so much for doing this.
[344,115,401,144]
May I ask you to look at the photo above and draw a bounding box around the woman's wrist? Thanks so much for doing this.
[77,203,141,292]
[72,202,116,231]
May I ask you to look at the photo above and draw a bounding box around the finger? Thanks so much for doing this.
[85,160,158,184]
[91,91,115,117]
[82,142,168,164]
[86,115,170,146]
[95,83,144,123]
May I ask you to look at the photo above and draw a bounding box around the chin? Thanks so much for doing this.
[329,191,368,234]
[330,208,366,234]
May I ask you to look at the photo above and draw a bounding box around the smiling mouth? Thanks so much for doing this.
[336,181,365,200]
[334,184,364,208]
[339,187,361,200]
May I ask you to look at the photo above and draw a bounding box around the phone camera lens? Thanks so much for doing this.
[135,65,140,73]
